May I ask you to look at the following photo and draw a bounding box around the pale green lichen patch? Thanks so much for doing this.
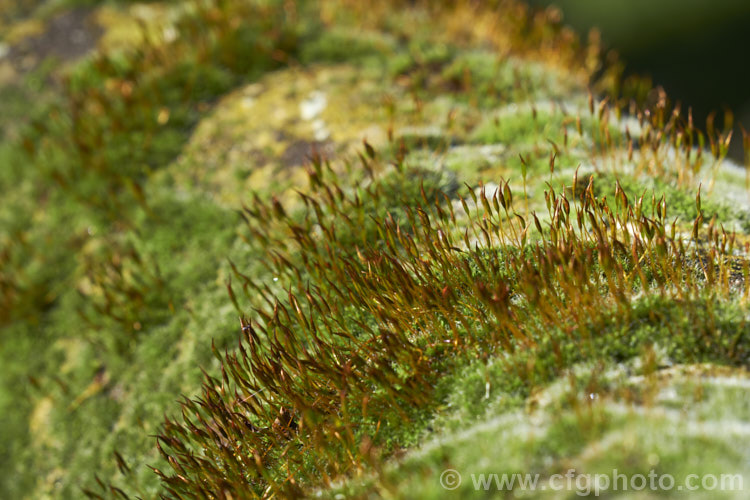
[162,63,476,206]
[329,363,750,499]
[94,2,182,53]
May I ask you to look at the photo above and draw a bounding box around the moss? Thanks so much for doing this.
[442,52,573,108]
[469,105,621,156]
[299,27,395,65]
[532,409,613,465]
[470,108,569,146]
[396,126,457,152]
[3,0,750,498]
[0,321,46,497]
[590,171,750,231]
[333,360,750,498]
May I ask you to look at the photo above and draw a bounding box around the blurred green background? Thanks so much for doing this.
[527,0,750,159]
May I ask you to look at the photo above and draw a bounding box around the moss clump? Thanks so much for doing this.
[154,137,750,496]
[591,171,750,232]
[2,0,750,499]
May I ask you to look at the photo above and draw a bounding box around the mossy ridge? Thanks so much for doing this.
[153,132,750,496]
[0,0,748,500]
